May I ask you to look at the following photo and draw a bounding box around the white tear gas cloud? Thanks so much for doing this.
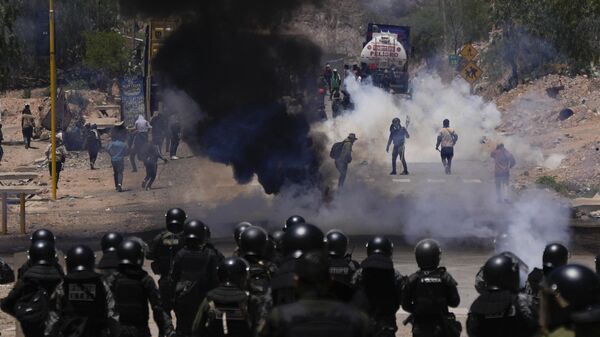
[175,73,570,269]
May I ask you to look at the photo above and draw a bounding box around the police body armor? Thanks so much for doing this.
[248,261,271,296]
[411,269,450,316]
[151,232,182,275]
[270,258,296,306]
[468,290,520,337]
[61,271,109,336]
[204,288,252,337]
[328,256,357,301]
[174,249,211,301]
[112,272,149,326]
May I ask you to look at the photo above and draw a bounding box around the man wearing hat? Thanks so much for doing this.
[334,133,357,188]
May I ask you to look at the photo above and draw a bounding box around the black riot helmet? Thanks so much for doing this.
[415,239,442,270]
[165,208,186,233]
[202,223,212,240]
[28,240,57,266]
[183,220,208,245]
[366,236,393,257]
[240,226,268,257]
[271,230,285,251]
[217,257,250,287]
[540,264,600,331]
[284,215,305,231]
[117,239,145,267]
[543,243,569,275]
[31,228,55,243]
[66,245,95,273]
[483,254,520,293]
[233,222,252,246]
[325,230,348,257]
[282,223,324,258]
[101,232,123,253]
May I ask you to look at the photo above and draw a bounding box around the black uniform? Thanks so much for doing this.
[1,264,63,337]
[0,258,14,284]
[402,267,461,337]
[192,286,260,337]
[171,247,219,337]
[17,259,64,280]
[467,291,537,337]
[146,230,184,313]
[108,266,174,337]
[328,255,359,302]
[259,290,372,337]
[48,270,120,337]
[97,250,120,278]
[352,254,404,337]
[270,257,297,307]
[244,255,276,321]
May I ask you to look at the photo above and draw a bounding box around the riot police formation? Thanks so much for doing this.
[192,257,260,337]
[146,207,186,315]
[352,236,404,337]
[1,240,63,337]
[232,221,252,257]
[325,229,359,302]
[402,239,461,337]
[283,215,305,231]
[97,232,124,278]
[539,264,600,337]
[17,228,64,279]
[199,221,225,262]
[467,254,538,337]
[171,219,220,337]
[238,226,277,303]
[260,252,372,337]
[270,223,324,306]
[48,245,120,337]
[109,239,175,337]
[526,243,569,301]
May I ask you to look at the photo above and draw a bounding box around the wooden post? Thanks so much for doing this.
[19,193,25,234]
[1,193,6,235]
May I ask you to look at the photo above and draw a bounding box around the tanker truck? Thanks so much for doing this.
[360,23,410,94]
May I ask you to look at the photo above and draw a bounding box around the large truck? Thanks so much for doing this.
[360,23,410,94]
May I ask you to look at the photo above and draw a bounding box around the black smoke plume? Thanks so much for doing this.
[120,0,325,194]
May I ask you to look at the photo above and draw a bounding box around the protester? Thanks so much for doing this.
[169,116,181,160]
[331,133,357,188]
[490,144,516,202]
[141,143,167,191]
[84,123,101,170]
[436,119,458,175]
[107,135,129,192]
[21,104,35,149]
[45,134,68,190]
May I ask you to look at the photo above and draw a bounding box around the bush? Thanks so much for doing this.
[535,176,571,196]
[83,31,127,76]
[22,88,31,99]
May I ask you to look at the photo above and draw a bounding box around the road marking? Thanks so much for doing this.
[463,179,482,183]
[427,179,446,183]
[393,178,411,183]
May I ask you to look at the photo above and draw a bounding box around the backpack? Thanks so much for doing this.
[15,287,51,324]
[330,142,344,159]
[206,297,252,337]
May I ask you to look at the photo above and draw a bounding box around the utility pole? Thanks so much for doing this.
[49,0,57,200]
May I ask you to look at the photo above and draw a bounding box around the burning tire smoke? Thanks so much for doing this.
[120,0,325,194]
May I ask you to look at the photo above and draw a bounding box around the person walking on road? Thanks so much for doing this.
[387,118,410,175]
[107,135,129,192]
[490,144,516,202]
[436,119,458,175]
[45,134,68,190]
[0,123,4,163]
[169,116,181,160]
[21,104,35,149]
[331,133,357,188]
[84,123,101,170]
[141,143,167,191]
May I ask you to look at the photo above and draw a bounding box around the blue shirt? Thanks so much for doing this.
[107,140,128,162]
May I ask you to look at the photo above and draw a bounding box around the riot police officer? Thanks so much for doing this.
[239,226,276,318]
[192,257,260,337]
[146,208,186,315]
[283,215,305,231]
[270,223,324,306]
[109,239,175,337]
[1,240,63,337]
[269,230,285,265]
[48,245,120,337]
[475,251,529,294]
[17,228,64,279]
[526,243,569,300]
[198,222,225,262]
[325,229,359,301]
[260,252,372,337]
[352,236,404,337]
[97,232,123,277]
[467,254,538,337]
[232,221,252,257]
[402,239,461,337]
[171,219,219,337]
[539,264,600,336]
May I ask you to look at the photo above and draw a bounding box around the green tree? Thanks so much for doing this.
[0,0,21,90]
[83,31,126,75]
